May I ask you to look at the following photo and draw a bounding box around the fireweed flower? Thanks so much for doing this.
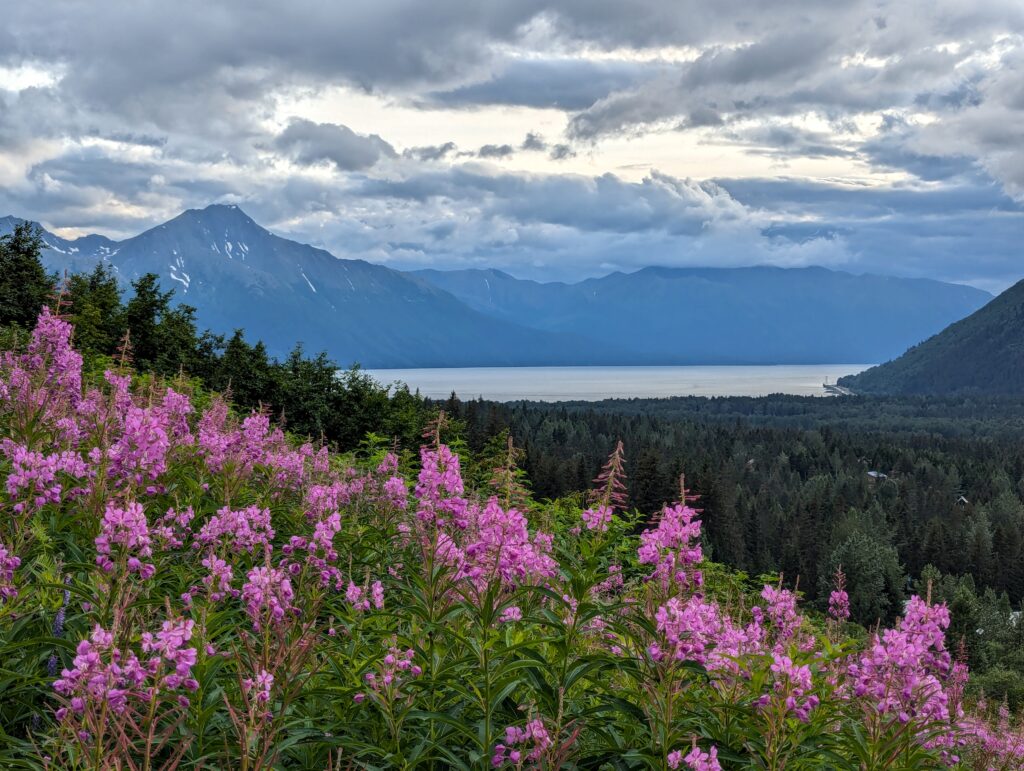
[492,719,552,766]
[154,387,194,444]
[650,596,725,666]
[3,444,89,515]
[242,669,274,706]
[53,620,198,720]
[769,654,819,721]
[0,543,20,601]
[414,444,469,528]
[581,504,612,532]
[677,744,722,771]
[283,508,348,589]
[757,585,803,648]
[303,482,350,522]
[140,618,200,691]
[828,567,851,622]
[106,405,173,487]
[341,578,385,611]
[196,399,234,473]
[264,442,314,491]
[151,506,195,549]
[594,564,624,597]
[345,581,369,611]
[241,564,295,630]
[847,596,953,725]
[637,503,704,592]
[364,646,421,699]
[382,475,408,509]
[95,501,155,579]
[196,505,274,553]
[0,308,83,431]
[198,402,279,476]
[456,498,556,591]
[829,588,851,622]
[200,555,235,601]
[498,606,522,624]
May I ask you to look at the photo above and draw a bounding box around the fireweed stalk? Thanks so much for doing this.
[0,308,1021,768]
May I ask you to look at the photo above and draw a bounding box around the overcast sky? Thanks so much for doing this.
[1,1,1022,289]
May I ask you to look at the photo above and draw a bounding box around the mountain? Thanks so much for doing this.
[415,265,992,365]
[2,207,992,368]
[0,215,119,276]
[838,280,1024,395]
[1,207,611,367]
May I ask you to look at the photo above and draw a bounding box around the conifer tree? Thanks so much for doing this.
[0,222,55,328]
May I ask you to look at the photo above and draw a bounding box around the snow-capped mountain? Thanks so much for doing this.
[1,205,609,367]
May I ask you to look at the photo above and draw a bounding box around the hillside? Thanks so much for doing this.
[416,265,991,365]
[839,279,1024,394]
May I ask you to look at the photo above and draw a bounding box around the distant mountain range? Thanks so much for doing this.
[839,279,1024,395]
[415,266,992,366]
[0,205,992,368]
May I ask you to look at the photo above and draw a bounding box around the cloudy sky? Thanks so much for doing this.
[1,1,1022,289]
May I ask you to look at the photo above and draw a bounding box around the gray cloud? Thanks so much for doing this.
[427,56,669,110]
[477,143,515,159]
[549,144,575,160]
[720,123,858,160]
[274,119,396,171]
[0,0,1022,287]
[521,132,547,151]
[403,141,458,161]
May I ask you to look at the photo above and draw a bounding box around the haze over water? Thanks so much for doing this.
[366,365,872,402]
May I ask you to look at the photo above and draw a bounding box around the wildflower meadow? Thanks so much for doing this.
[0,307,1022,769]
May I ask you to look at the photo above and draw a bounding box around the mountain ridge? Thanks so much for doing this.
[413,264,991,365]
[1,205,994,368]
[838,280,1024,395]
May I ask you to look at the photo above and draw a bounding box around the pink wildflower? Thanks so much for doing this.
[241,565,295,630]
[581,504,612,532]
[829,567,850,622]
[499,606,523,624]
[683,744,722,771]
[242,669,274,704]
[493,719,552,766]
[95,501,155,579]
[0,543,20,601]
[638,503,704,592]
[414,444,469,528]
[196,505,274,553]
[3,444,89,515]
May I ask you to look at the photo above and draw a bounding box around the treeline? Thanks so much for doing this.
[444,394,1024,607]
[0,222,430,449]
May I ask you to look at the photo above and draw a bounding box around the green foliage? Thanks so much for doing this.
[0,222,56,328]
[819,531,904,627]
[65,262,124,355]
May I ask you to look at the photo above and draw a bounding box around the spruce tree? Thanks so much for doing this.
[0,221,56,328]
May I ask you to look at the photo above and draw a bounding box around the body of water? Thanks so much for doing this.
[364,364,872,402]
